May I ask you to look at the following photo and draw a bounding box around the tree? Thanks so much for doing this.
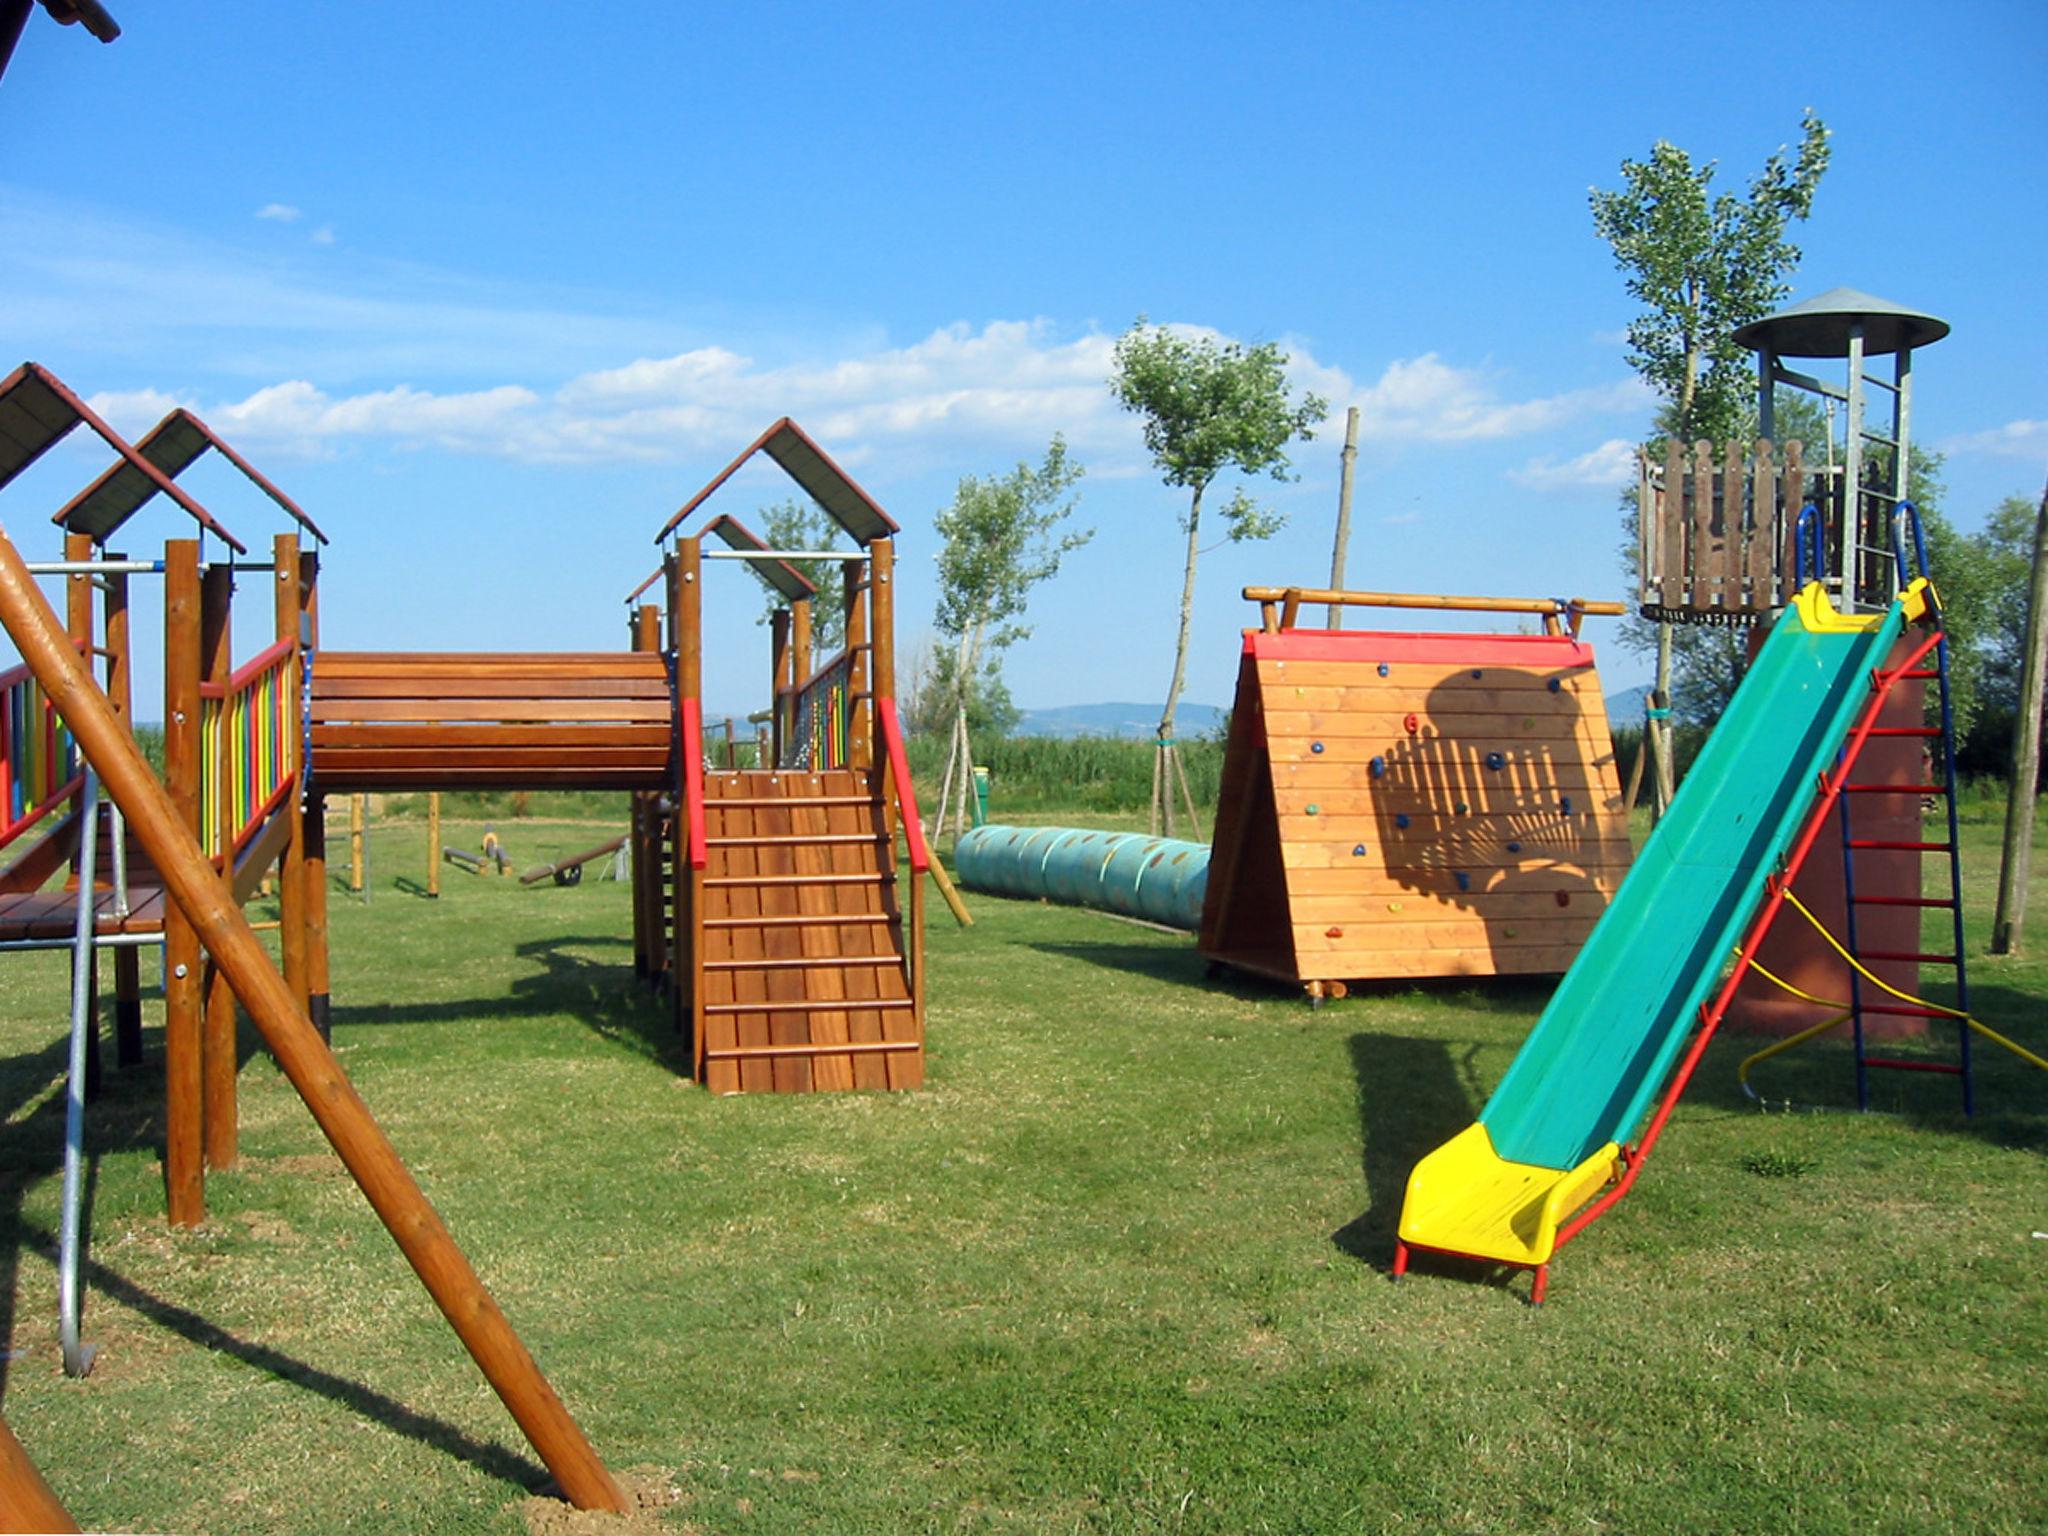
[1593,113,1830,807]
[927,436,1089,836]
[744,497,847,656]
[1591,111,1831,445]
[1110,318,1326,834]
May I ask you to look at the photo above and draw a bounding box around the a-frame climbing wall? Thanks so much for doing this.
[1199,587,1632,997]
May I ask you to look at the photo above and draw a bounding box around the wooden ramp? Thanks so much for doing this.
[310,652,672,792]
[684,769,922,1094]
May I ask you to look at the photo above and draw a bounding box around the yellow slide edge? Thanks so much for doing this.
[1397,1123,1621,1267]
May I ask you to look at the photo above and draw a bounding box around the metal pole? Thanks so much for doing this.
[1327,406,1360,629]
[59,772,101,1378]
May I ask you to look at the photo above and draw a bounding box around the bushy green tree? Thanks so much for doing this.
[1591,111,1831,444]
[1111,318,1324,831]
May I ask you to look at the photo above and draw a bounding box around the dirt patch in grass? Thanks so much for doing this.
[258,1153,350,1180]
[517,1468,688,1535]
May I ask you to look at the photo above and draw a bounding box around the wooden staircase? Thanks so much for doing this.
[678,769,923,1094]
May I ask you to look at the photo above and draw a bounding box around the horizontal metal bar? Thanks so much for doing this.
[22,560,166,575]
[1770,363,1848,402]
[0,931,164,953]
[703,548,868,564]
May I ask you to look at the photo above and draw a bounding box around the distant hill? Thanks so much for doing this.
[1015,701,1227,740]
[1604,684,1652,723]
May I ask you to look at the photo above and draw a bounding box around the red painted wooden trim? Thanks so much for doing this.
[878,698,929,872]
[0,778,84,852]
[1242,628,1598,669]
[680,697,707,870]
[230,776,298,858]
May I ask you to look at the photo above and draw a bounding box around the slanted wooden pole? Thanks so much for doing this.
[0,524,629,1514]
[161,539,204,1226]
[199,562,237,1171]
[0,1411,79,1534]
[1992,478,2048,954]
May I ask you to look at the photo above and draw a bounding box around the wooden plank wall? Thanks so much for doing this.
[1639,438,1808,619]
[1206,643,1631,984]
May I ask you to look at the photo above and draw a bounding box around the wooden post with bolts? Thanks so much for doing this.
[274,535,310,1012]
[161,538,205,1226]
[298,548,331,1040]
[0,1411,79,1534]
[0,525,628,1514]
[101,548,145,1068]
[199,561,237,1170]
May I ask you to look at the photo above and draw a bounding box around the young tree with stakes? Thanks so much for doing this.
[1591,110,1830,810]
[929,436,1090,840]
[1111,319,1326,836]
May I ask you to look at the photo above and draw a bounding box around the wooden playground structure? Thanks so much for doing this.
[1198,586,1631,998]
[0,366,937,1520]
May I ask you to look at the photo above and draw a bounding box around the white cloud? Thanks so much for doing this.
[1305,354,1648,445]
[83,387,192,438]
[1944,419,2048,461]
[255,203,302,223]
[310,225,337,246]
[1510,438,1640,491]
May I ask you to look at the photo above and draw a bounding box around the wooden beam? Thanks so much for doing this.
[161,539,204,1226]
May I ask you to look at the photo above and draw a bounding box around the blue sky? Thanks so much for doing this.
[4,1,2043,719]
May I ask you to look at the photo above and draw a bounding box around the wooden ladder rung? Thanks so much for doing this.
[702,998,915,1015]
[705,954,904,971]
[703,912,898,929]
[705,832,884,847]
[705,872,894,888]
[702,1039,919,1061]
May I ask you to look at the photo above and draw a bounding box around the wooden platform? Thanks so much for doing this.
[310,651,673,792]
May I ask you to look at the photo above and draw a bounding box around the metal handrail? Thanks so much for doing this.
[59,772,101,1378]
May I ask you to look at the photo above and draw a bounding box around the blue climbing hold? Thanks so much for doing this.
[1454,871,1471,892]
[1547,677,1562,693]
[1395,813,1410,830]
[1507,841,1521,853]
[1370,756,1386,777]
[1377,662,1390,677]
[1560,796,1574,816]
[1352,844,1367,857]
[1455,802,1468,815]
[1471,669,1483,680]
[1311,740,1325,754]
[1485,751,1505,771]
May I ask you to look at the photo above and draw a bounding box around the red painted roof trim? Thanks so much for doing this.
[1241,627,1598,669]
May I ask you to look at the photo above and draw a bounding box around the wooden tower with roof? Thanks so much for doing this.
[638,418,927,1093]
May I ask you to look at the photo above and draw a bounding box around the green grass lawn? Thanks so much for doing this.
[1,809,2044,1534]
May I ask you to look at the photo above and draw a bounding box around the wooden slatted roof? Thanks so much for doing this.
[656,417,899,548]
[701,512,818,603]
[56,407,328,546]
[0,363,247,553]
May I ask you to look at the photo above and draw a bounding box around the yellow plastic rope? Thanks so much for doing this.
[1779,889,2048,1075]
[1735,957,1853,1092]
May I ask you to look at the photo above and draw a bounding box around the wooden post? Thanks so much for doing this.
[670,546,705,1063]
[769,607,792,766]
[630,602,660,978]
[1992,477,2048,954]
[350,794,365,892]
[844,556,870,770]
[100,550,145,1068]
[0,525,629,1515]
[161,539,204,1225]
[1327,405,1359,629]
[273,535,310,1012]
[0,1411,79,1534]
[200,561,237,1171]
[427,794,442,898]
[61,533,104,1097]
[299,550,332,1040]
[868,539,896,780]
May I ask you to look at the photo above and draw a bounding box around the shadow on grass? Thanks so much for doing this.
[1022,938,1281,1004]
[328,935,687,1072]
[1329,1032,1478,1275]
[58,1243,549,1493]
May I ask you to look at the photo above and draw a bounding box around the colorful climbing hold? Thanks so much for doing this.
[1377,662,1390,677]
[1395,813,1410,829]
[1352,844,1367,857]
[1555,891,1571,907]
[1470,669,1483,680]
[1387,902,1402,913]
[1306,803,1320,816]
[1325,926,1344,939]
[1547,677,1563,693]
[1455,802,1468,815]
[1370,756,1386,777]
[1485,751,1505,771]
[1506,841,1521,853]
[1403,712,1419,735]
[1560,796,1574,815]
[1454,871,1471,892]
[1311,740,1325,754]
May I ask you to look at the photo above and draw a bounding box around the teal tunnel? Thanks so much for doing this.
[954,825,1210,930]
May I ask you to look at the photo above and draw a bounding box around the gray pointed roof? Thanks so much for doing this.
[1733,287,1949,359]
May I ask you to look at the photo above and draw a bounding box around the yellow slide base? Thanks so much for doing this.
[1397,1124,1620,1267]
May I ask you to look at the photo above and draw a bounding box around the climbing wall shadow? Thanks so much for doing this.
[1330,1031,1477,1265]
